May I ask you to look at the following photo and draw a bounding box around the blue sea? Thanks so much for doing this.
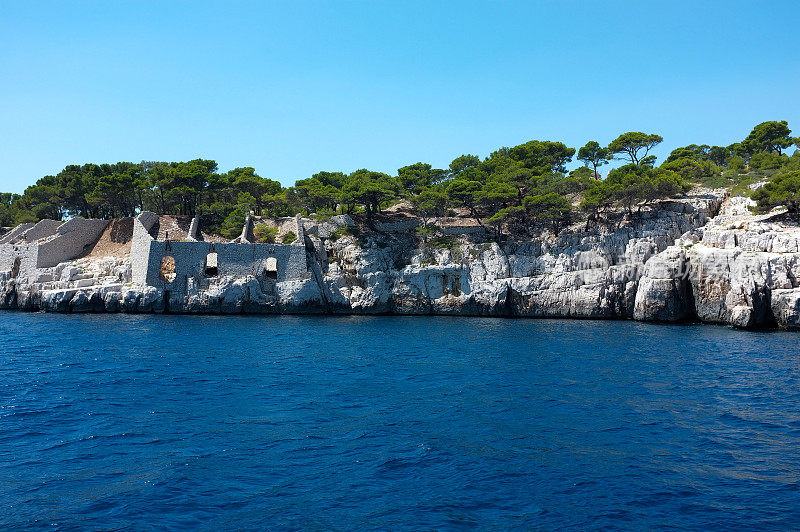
[1,314,799,530]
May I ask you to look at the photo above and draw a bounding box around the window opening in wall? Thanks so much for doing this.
[160,256,176,283]
[205,252,218,277]
[10,257,20,278]
[264,257,278,280]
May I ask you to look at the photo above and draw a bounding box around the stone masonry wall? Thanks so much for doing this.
[130,213,157,285]
[142,240,308,299]
[36,218,109,268]
[0,242,38,278]
[19,219,62,243]
[0,223,34,245]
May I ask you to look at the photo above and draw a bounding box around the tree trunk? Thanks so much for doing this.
[585,212,595,231]
[365,204,374,228]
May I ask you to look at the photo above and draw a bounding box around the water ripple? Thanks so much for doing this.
[0,314,799,530]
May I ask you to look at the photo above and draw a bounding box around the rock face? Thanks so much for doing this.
[312,194,723,320]
[4,190,800,329]
[635,196,800,329]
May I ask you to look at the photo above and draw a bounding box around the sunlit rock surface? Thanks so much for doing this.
[4,190,800,329]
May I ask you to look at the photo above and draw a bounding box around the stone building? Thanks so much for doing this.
[129,211,309,303]
[0,210,312,312]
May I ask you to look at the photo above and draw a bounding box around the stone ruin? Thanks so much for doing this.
[0,211,311,312]
[130,211,309,301]
[0,218,110,279]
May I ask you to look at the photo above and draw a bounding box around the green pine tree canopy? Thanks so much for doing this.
[2,121,798,239]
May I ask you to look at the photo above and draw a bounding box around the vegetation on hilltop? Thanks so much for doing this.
[1,121,798,239]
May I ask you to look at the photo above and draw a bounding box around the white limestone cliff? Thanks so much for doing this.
[4,190,800,329]
[634,196,800,328]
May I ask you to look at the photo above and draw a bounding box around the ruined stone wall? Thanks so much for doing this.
[294,214,305,244]
[0,223,35,245]
[0,242,38,278]
[240,214,253,243]
[187,216,200,241]
[137,212,159,234]
[0,218,108,275]
[0,218,102,275]
[141,240,308,298]
[441,225,485,236]
[36,218,109,268]
[374,218,420,233]
[19,219,63,243]
[130,213,158,285]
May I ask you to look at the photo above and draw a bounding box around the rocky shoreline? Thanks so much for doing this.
[2,190,800,330]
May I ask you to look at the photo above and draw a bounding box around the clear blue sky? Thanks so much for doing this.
[1,1,798,193]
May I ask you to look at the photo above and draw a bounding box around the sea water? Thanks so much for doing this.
[1,313,799,530]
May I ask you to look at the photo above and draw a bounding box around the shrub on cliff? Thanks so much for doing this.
[751,170,800,214]
[254,223,278,244]
[411,188,447,231]
[523,192,572,235]
[281,231,297,244]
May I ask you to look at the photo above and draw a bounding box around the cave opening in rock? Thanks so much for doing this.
[451,276,461,296]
